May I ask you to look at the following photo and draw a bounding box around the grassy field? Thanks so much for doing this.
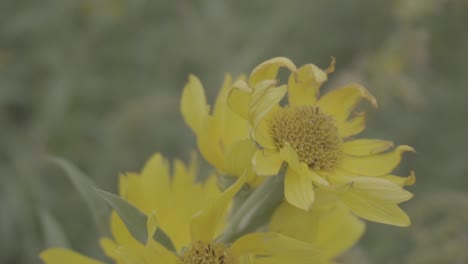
[1,0,468,263]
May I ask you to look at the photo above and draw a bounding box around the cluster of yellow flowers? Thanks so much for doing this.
[41,57,415,264]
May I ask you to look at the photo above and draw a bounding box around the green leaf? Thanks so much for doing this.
[48,156,110,236]
[95,188,147,243]
[95,188,176,252]
[38,208,70,248]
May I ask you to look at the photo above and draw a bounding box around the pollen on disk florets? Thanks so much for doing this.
[271,106,342,171]
[178,241,237,264]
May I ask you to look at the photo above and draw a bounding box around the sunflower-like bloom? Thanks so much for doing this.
[40,153,321,264]
[181,74,263,186]
[228,57,415,226]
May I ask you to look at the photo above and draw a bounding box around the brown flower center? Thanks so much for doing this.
[271,106,342,171]
[178,241,237,264]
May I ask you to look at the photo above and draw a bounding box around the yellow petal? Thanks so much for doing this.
[228,79,252,119]
[249,82,286,128]
[284,167,315,211]
[339,145,415,177]
[190,172,247,242]
[333,175,413,226]
[269,203,365,260]
[333,175,413,203]
[382,171,416,187]
[317,83,377,122]
[230,232,319,261]
[252,109,277,149]
[40,248,104,264]
[167,160,203,251]
[342,139,394,156]
[110,211,141,248]
[119,173,144,210]
[139,153,170,214]
[252,150,283,176]
[287,64,328,106]
[214,75,251,148]
[337,112,366,138]
[197,116,225,170]
[279,144,329,186]
[180,74,210,134]
[249,57,297,87]
[224,139,257,177]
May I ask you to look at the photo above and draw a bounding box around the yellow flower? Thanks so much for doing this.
[228,57,415,226]
[270,201,366,262]
[41,153,320,264]
[180,74,263,186]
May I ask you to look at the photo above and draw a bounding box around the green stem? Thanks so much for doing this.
[218,172,285,243]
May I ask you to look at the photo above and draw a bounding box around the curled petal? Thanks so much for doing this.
[337,112,367,138]
[382,171,416,187]
[339,145,415,177]
[318,83,377,122]
[249,57,297,87]
[228,80,252,119]
[287,64,328,106]
[342,139,394,156]
[249,82,286,128]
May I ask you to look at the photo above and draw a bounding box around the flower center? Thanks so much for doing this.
[271,106,342,171]
[178,241,237,264]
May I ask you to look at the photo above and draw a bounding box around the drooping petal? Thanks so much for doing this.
[228,79,252,119]
[287,64,328,106]
[214,77,251,148]
[252,109,277,150]
[180,74,210,134]
[249,57,297,87]
[190,172,247,242]
[317,83,377,122]
[342,139,394,156]
[252,149,283,176]
[40,248,104,264]
[249,82,286,128]
[230,232,319,261]
[333,175,413,226]
[284,167,315,211]
[269,202,365,260]
[339,145,415,176]
[337,112,366,138]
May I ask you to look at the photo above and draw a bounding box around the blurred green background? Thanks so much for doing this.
[1,0,467,263]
